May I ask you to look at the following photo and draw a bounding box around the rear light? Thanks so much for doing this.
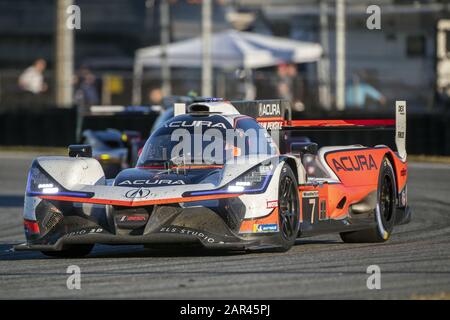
[24,219,40,235]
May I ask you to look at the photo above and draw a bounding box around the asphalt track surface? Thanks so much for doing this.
[0,152,449,299]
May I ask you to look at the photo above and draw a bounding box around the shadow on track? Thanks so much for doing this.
[0,239,341,260]
[0,195,24,207]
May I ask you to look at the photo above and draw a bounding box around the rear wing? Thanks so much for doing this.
[173,98,406,160]
[281,101,407,160]
[395,101,407,160]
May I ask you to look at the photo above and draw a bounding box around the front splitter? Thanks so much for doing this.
[14,232,262,252]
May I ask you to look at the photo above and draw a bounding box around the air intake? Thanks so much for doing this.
[336,197,347,209]
[188,104,214,113]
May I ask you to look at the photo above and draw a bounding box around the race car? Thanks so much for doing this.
[80,129,144,178]
[15,99,411,257]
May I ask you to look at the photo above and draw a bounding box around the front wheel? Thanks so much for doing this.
[340,157,397,243]
[275,164,300,252]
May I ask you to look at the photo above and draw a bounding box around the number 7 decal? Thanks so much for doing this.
[301,190,319,224]
[309,198,316,224]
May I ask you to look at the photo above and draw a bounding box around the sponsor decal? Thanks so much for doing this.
[119,215,147,222]
[124,188,151,199]
[159,226,216,243]
[66,228,103,237]
[118,179,185,186]
[253,223,278,233]
[166,120,227,129]
[259,103,281,116]
[331,154,377,172]
[401,168,407,176]
[302,190,319,198]
[259,121,283,130]
[115,214,149,229]
[266,200,278,209]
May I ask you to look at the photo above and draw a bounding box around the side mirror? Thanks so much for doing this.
[68,144,92,158]
[290,142,318,156]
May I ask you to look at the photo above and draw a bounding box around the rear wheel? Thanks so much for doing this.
[41,244,94,258]
[275,164,300,252]
[340,157,397,243]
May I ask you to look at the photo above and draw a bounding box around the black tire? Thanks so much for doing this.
[340,157,397,243]
[275,164,300,252]
[41,244,94,258]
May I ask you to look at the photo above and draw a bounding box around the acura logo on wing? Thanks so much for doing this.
[125,188,151,199]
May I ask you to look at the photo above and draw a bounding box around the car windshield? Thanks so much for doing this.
[137,116,277,166]
[100,139,123,149]
[90,131,125,149]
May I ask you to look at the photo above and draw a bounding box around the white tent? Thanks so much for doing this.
[133,29,323,103]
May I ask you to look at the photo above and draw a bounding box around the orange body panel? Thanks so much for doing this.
[389,152,408,191]
[298,183,377,220]
[239,208,279,233]
[325,147,388,187]
[298,147,408,222]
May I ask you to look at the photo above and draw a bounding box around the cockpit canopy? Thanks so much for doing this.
[137,114,278,166]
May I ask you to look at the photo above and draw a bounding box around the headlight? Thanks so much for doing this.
[226,162,274,193]
[26,162,92,198]
[27,165,60,195]
[187,162,274,196]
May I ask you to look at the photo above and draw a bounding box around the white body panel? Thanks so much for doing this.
[38,156,105,189]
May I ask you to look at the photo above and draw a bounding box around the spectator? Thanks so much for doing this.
[148,88,163,107]
[346,73,386,110]
[346,82,386,110]
[277,63,305,111]
[277,63,292,101]
[277,63,301,101]
[74,71,99,111]
[18,58,48,94]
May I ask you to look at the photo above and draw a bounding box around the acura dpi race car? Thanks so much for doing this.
[15,99,411,257]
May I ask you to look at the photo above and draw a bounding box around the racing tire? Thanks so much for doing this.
[340,157,397,243]
[41,244,94,258]
[274,164,300,252]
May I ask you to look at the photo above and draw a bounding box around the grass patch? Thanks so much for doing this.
[409,155,450,164]
[411,292,450,300]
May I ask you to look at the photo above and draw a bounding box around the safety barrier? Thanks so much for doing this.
[0,106,159,147]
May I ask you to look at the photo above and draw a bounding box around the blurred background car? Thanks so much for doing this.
[80,129,144,178]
